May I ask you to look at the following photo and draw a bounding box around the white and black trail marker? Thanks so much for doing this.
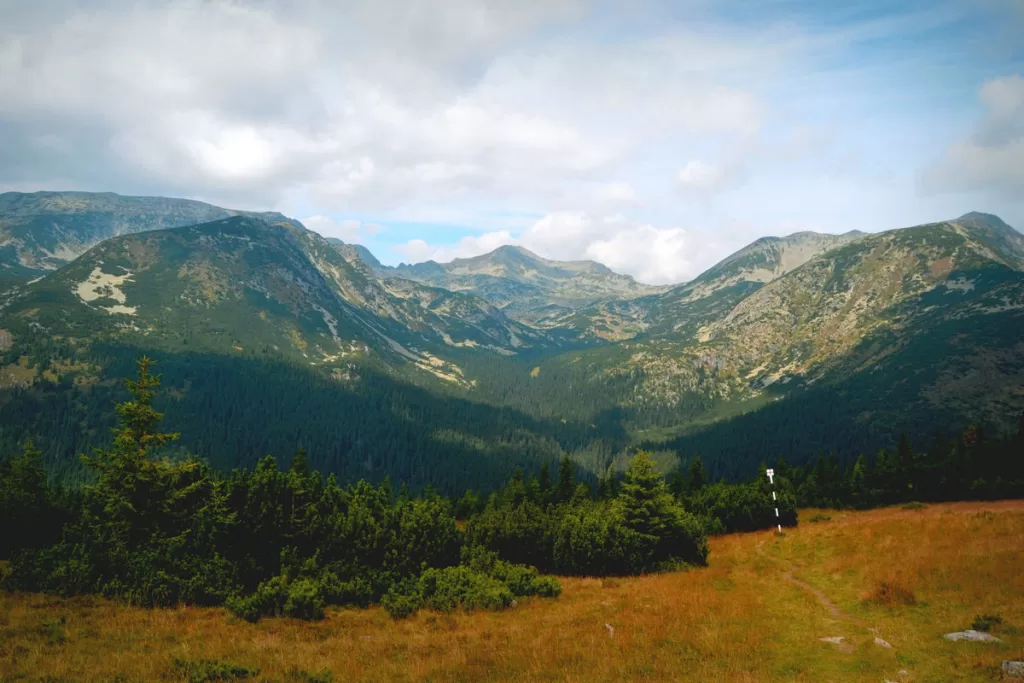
[766,469,781,533]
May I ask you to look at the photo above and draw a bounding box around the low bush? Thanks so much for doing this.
[284,667,334,683]
[971,614,1002,632]
[382,548,562,619]
[169,658,260,682]
[869,579,916,606]
[226,575,325,622]
[902,501,927,511]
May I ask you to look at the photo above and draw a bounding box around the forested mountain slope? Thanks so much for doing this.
[511,213,1024,473]
[0,195,1021,494]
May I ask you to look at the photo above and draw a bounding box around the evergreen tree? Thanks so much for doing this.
[537,461,551,503]
[615,451,708,568]
[687,455,707,494]
[555,456,575,504]
[848,455,868,508]
[0,440,70,557]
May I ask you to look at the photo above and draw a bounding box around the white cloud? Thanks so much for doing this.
[394,230,517,263]
[596,182,638,204]
[921,74,1024,197]
[1,0,1018,276]
[0,0,769,213]
[677,157,749,196]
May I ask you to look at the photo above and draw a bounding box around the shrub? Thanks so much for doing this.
[532,575,562,598]
[971,614,1002,632]
[808,513,832,523]
[170,658,260,682]
[284,578,325,620]
[381,582,423,619]
[419,566,513,613]
[285,667,333,683]
[226,575,326,622]
[687,482,798,534]
[869,579,916,606]
[318,572,378,609]
[901,501,927,511]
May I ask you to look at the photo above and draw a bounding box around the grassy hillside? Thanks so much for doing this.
[2,501,1021,682]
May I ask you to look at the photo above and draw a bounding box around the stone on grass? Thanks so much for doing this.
[820,636,853,653]
[1003,661,1024,678]
[874,637,893,648]
[943,630,1002,642]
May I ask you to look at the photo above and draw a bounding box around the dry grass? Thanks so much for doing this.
[2,501,1023,682]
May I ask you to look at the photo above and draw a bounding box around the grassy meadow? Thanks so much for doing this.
[2,501,1022,682]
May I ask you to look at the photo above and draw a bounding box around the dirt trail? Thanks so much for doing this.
[753,502,1024,648]
[756,539,866,627]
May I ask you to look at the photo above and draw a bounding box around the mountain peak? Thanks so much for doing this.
[957,211,1015,231]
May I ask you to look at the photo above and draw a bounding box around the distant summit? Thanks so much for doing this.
[382,243,665,323]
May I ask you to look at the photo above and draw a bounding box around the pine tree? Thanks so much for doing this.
[538,461,551,503]
[687,455,707,494]
[848,454,868,507]
[897,433,915,493]
[555,456,575,504]
[617,451,673,538]
[615,450,708,568]
[0,439,62,557]
[506,467,526,506]
[80,356,182,547]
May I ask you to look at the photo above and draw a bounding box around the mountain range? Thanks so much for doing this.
[1,191,1022,491]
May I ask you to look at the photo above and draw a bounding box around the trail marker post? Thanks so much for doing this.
[766,468,781,533]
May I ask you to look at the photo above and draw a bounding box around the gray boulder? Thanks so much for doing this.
[1003,661,1024,678]
[942,630,1002,642]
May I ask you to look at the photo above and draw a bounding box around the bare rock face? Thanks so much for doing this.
[942,630,1002,642]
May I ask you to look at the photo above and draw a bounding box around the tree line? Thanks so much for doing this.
[2,356,1022,622]
[0,357,718,620]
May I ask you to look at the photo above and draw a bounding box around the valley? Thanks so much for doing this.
[1,193,1023,491]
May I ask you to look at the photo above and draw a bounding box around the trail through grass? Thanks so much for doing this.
[2,501,1022,682]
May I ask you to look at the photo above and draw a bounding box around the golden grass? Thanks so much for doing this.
[2,501,1022,682]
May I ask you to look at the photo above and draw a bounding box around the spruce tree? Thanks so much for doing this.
[615,451,708,568]
[555,456,575,504]
[81,355,182,547]
[617,451,674,538]
[687,455,707,494]
[538,461,551,502]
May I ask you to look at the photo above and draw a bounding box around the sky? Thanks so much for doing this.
[1,0,1022,284]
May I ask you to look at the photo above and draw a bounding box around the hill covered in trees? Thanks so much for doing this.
[1,192,1023,494]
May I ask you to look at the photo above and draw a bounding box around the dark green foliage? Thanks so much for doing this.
[2,357,563,622]
[283,667,334,683]
[470,450,710,576]
[688,455,707,494]
[686,480,798,534]
[777,426,1024,510]
[170,658,260,682]
[3,353,1021,627]
[225,575,325,622]
[418,566,514,612]
[380,547,561,619]
[0,440,75,558]
[971,614,1002,632]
